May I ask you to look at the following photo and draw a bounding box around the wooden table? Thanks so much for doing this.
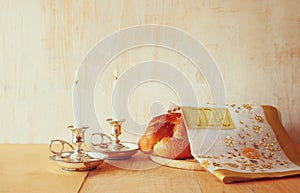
[1,144,300,193]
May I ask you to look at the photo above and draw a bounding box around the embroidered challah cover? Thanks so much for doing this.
[181,104,300,183]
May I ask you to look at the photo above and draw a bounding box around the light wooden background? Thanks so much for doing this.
[0,0,299,144]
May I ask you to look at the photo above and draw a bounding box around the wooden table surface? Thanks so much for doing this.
[1,144,300,193]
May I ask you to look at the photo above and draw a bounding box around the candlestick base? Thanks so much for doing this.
[49,126,108,171]
[90,142,139,160]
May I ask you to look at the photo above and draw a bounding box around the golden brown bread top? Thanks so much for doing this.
[138,113,192,159]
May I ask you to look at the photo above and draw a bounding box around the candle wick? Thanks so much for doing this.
[114,68,118,81]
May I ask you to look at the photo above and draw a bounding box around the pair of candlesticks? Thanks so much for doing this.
[49,118,138,171]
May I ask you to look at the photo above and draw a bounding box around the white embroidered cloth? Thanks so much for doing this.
[181,104,300,183]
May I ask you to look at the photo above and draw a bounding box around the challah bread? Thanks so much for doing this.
[138,113,192,159]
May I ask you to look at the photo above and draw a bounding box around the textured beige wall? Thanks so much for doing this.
[0,0,299,143]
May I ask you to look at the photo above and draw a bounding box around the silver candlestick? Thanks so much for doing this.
[49,125,108,171]
[106,118,125,150]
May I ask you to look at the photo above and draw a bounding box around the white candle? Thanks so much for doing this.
[112,68,119,120]
[72,71,81,128]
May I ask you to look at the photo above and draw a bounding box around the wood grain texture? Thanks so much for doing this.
[0,144,299,193]
[0,144,88,193]
[0,0,299,143]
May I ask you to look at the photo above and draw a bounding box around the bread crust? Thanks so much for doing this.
[138,113,192,159]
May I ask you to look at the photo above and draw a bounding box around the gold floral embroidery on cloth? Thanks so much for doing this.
[197,104,292,173]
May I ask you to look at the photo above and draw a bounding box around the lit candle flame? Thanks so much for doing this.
[114,68,118,80]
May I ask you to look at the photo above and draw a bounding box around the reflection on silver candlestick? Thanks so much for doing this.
[68,125,90,160]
